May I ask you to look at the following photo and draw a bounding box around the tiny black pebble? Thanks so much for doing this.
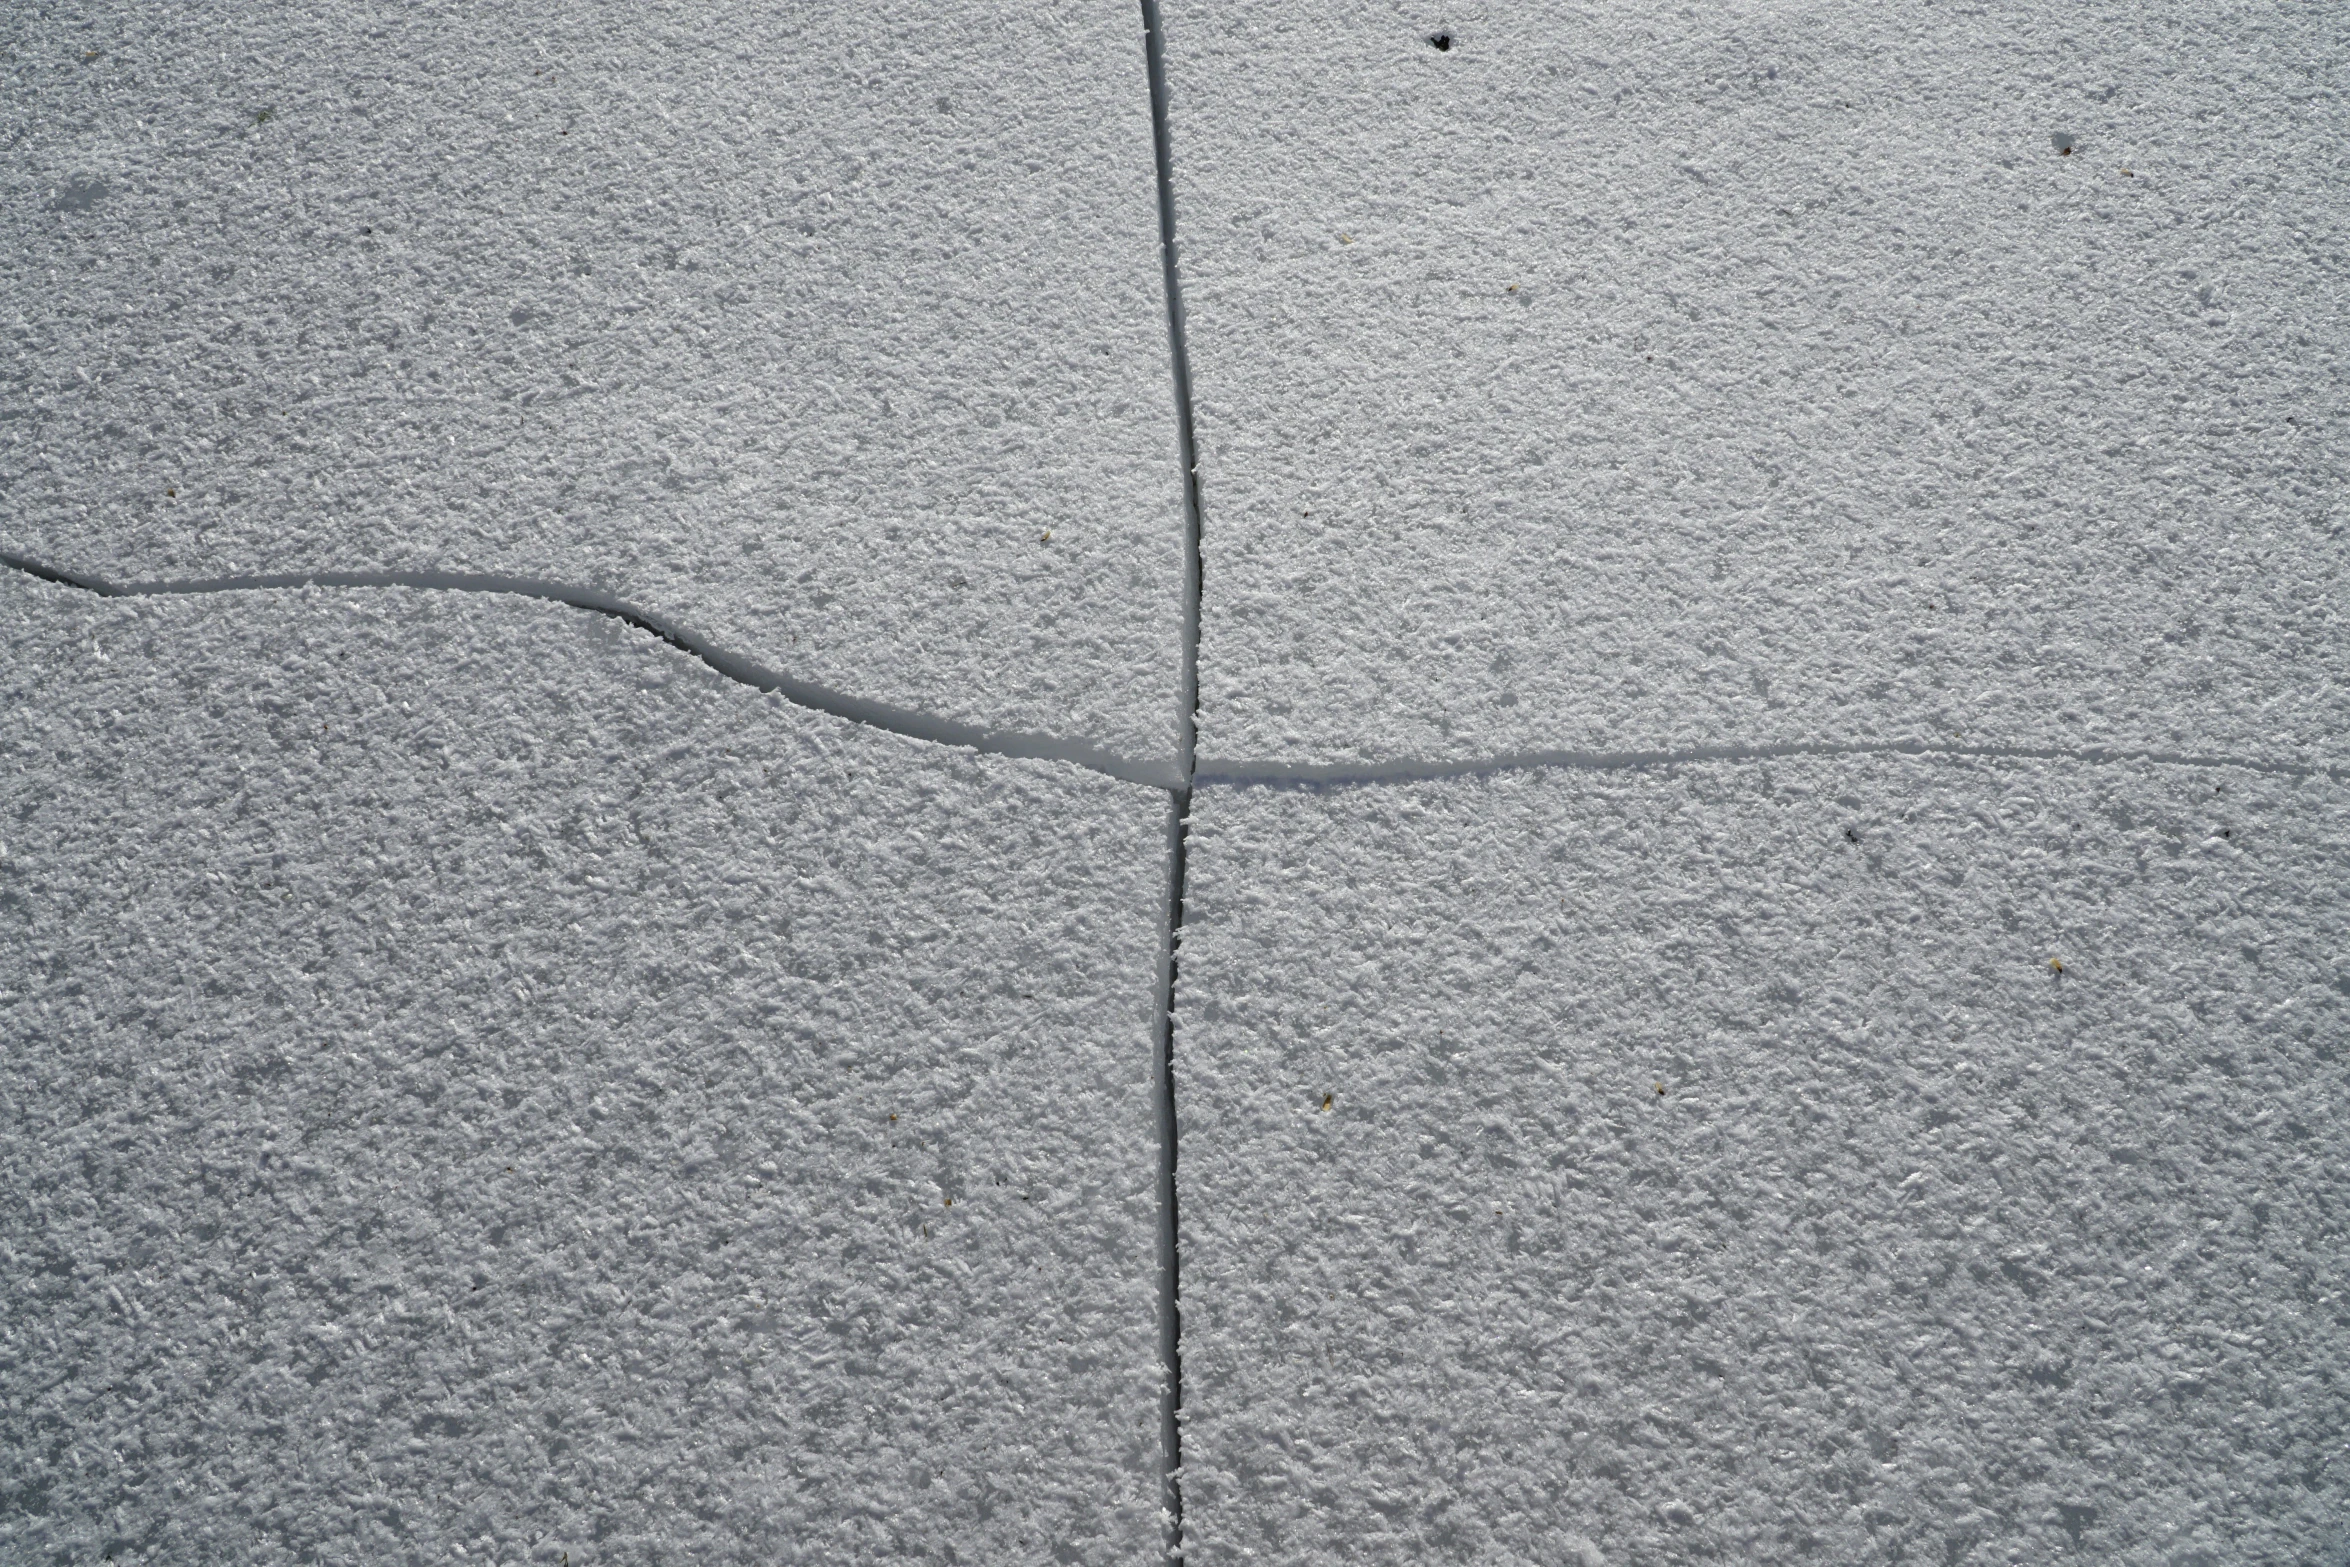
[1429,32,1453,51]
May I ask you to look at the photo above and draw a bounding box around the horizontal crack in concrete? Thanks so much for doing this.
[12,557,2333,793]
[1195,738,2347,787]
[1,552,1184,791]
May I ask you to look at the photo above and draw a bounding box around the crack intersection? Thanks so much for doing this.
[6,12,2341,1554]
[1140,0,1201,1554]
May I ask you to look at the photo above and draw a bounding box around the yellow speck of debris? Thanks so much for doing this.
[1320,1094,1332,1111]
[2050,959,2064,974]
[1339,234,1352,244]
[1040,530,1052,543]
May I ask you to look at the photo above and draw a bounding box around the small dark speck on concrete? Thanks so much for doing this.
[1429,32,1453,51]
[46,178,109,212]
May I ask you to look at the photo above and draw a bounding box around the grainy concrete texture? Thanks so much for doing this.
[0,575,1168,1564]
[1174,756,2348,1565]
[1163,0,2347,770]
[2,0,1186,765]
[4,0,2346,1562]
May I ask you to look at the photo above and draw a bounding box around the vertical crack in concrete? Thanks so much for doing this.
[1141,0,1200,1554]
[1147,784,1192,1559]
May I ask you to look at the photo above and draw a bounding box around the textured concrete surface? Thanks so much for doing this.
[5,1,2346,1562]
[1174,755,2348,1565]
[0,573,1168,1565]
[1163,0,2348,770]
[2,0,1186,765]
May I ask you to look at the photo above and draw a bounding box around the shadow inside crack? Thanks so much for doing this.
[0,551,1184,791]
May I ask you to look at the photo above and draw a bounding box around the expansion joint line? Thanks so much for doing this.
[1141,0,1199,1556]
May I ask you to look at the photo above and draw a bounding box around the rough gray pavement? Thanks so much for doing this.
[1162,0,2348,771]
[1174,755,2349,1565]
[3,1,1186,766]
[0,573,1168,1565]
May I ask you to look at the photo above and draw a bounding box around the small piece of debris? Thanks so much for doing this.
[2049,959,2065,975]
[1320,1093,1332,1111]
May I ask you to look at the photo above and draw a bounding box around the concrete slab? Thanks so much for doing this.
[0,573,1169,1565]
[3,0,1185,768]
[1173,755,2348,1564]
[1161,0,2348,771]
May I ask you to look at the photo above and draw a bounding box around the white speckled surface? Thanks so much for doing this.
[7,0,2347,1559]
[1163,0,2348,770]
[2,0,1185,765]
[0,573,1168,1565]
[1175,756,2348,1565]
